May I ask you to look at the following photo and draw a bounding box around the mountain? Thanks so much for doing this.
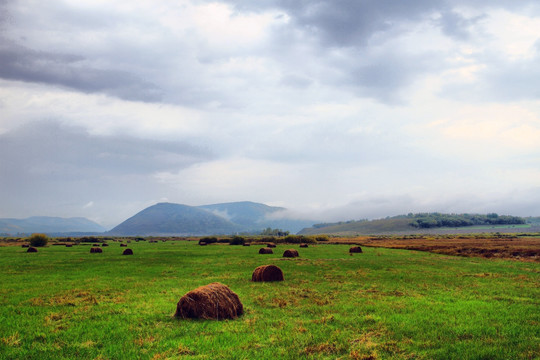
[198,201,285,227]
[108,203,241,236]
[198,201,316,234]
[108,201,317,236]
[0,216,106,235]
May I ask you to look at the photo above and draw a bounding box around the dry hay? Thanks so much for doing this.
[283,249,299,258]
[27,247,38,253]
[267,242,276,248]
[300,243,309,248]
[90,247,103,253]
[122,248,133,255]
[251,265,284,282]
[120,243,127,247]
[174,282,243,320]
[102,243,109,247]
[349,246,363,253]
[259,247,274,254]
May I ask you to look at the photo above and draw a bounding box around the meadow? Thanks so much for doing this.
[0,241,538,359]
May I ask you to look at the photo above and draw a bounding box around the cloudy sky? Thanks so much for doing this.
[1,0,539,228]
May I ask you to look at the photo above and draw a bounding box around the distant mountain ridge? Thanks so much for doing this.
[0,216,106,235]
[108,201,316,236]
[299,213,531,235]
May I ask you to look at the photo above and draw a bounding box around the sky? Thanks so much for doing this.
[1,0,539,228]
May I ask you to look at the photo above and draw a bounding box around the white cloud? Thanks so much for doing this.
[1,0,539,226]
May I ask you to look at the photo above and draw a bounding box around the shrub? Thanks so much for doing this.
[229,236,245,245]
[314,235,329,242]
[200,237,218,245]
[28,233,48,247]
[283,235,316,244]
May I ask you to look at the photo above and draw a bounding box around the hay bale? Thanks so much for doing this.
[122,248,133,255]
[283,249,299,258]
[299,243,308,248]
[349,246,363,253]
[21,244,29,248]
[199,241,207,246]
[102,243,109,247]
[259,247,273,254]
[27,247,38,253]
[251,265,284,282]
[65,244,72,247]
[266,242,276,248]
[90,247,103,253]
[242,243,251,246]
[174,282,243,320]
[120,243,127,247]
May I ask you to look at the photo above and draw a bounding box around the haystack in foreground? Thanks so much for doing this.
[27,247,37,253]
[349,246,363,253]
[122,248,133,255]
[283,249,299,258]
[252,265,284,282]
[174,282,243,320]
[259,247,273,254]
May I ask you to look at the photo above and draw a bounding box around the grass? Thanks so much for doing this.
[0,241,539,359]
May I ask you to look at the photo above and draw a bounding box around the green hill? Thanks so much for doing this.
[299,213,528,235]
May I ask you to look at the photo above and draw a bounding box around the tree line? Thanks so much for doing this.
[408,213,526,229]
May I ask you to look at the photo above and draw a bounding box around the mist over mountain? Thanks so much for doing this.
[108,201,316,236]
[0,216,106,235]
[108,203,241,236]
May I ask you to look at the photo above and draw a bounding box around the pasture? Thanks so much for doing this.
[0,241,538,359]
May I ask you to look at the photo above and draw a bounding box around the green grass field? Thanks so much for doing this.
[1,241,538,359]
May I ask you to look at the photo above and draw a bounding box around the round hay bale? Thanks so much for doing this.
[21,244,30,248]
[65,244,72,247]
[259,247,273,254]
[90,247,103,253]
[251,265,284,282]
[120,243,127,247]
[174,282,243,320]
[299,243,308,248]
[349,246,363,253]
[266,242,276,248]
[27,247,38,253]
[199,241,207,246]
[102,243,109,247]
[122,248,133,255]
[283,249,299,258]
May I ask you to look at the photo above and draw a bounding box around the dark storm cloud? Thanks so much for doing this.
[438,11,486,40]
[0,121,213,180]
[0,39,163,102]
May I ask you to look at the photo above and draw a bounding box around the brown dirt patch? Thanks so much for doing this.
[329,236,540,261]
